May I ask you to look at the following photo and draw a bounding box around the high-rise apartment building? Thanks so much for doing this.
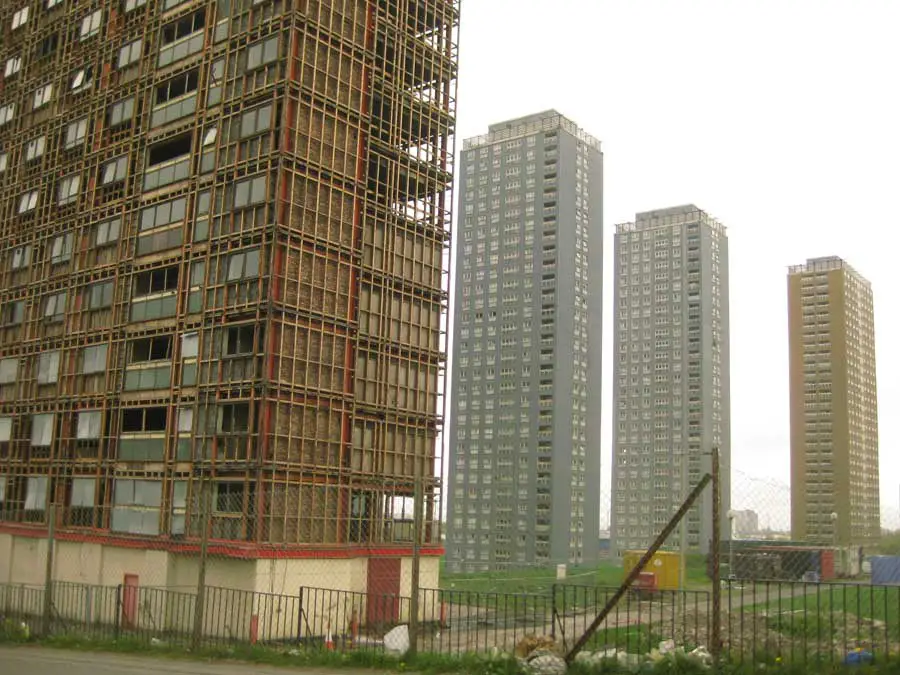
[446,111,603,571]
[610,205,730,556]
[0,0,458,594]
[788,256,879,546]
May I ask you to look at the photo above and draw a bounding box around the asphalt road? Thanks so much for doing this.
[0,647,372,675]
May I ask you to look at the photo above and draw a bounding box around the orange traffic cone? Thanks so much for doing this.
[325,620,335,651]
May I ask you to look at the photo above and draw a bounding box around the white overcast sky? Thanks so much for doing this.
[446,0,900,529]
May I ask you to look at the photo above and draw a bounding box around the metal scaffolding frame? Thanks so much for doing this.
[0,0,459,554]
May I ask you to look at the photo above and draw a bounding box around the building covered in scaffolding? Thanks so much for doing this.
[0,0,458,598]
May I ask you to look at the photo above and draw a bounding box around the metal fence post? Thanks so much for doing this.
[114,584,122,640]
[42,503,56,638]
[550,583,557,640]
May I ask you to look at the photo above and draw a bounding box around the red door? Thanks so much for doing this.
[366,558,401,627]
[122,574,139,629]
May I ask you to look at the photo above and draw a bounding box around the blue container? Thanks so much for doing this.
[870,556,900,585]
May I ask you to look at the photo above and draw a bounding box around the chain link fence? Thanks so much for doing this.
[1,458,899,669]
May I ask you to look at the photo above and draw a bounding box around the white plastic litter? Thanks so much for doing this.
[525,649,567,675]
[383,624,410,655]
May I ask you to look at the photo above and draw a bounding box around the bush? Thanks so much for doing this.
[0,618,31,642]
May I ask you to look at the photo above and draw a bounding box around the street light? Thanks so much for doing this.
[830,511,838,547]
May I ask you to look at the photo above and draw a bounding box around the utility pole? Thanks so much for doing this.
[42,503,57,637]
[711,448,722,669]
[192,479,210,650]
[680,456,687,591]
[407,474,423,657]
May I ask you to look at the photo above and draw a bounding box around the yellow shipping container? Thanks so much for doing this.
[622,550,682,591]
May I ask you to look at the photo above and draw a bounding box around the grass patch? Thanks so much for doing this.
[439,556,712,597]
[5,633,900,675]
[748,585,900,640]
[5,633,527,675]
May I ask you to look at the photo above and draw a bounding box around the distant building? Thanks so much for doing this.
[730,510,759,538]
[447,111,604,571]
[610,205,731,556]
[788,257,880,547]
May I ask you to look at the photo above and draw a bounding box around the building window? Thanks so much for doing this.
[79,10,102,40]
[4,56,21,78]
[44,291,67,322]
[11,245,31,269]
[95,218,121,247]
[11,6,29,31]
[154,70,199,106]
[121,407,167,433]
[0,417,11,442]
[134,266,179,296]
[233,175,268,208]
[177,408,194,433]
[218,403,250,433]
[76,412,102,440]
[108,97,135,127]
[18,191,38,214]
[216,482,245,513]
[37,350,61,384]
[0,358,17,384]
[58,174,81,205]
[171,481,188,534]
[69,478,96,526]
[82,344,108,374]
[239,104,272,138]
[181,332,199,358]
[24,477,48,519]
[87,281,114,310]
[71,66,93,92]
[111,480,162,535]
[158,9,206,67]
[64,118,88,149]
[140,197,186,231]
[0,104,15,126]
[225,325,258,356]
[30,415,54,447]
[246,35,280,70]
[225,249,260,281]
[101,156,128,185]
[25,135,46,161]
[125,0,148,11]
[117,39,143,69]
[50,232,73,263]
[33,84,53,109]
[47,0,64,9]
[129,335,172,364]
[0,302,24,326]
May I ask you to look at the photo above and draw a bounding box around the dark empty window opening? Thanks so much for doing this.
[215,482,244,513]
[148,133,192,166]
[155,71,199,106]
[134,266,179,296]
[218,402,250,433]
[122,407,168,432]
[39,33,59,59]
[225,325,262,356]
[130,335,173,363]
[162,8,206,44]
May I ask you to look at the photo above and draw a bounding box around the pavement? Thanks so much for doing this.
[0,646,376,675]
